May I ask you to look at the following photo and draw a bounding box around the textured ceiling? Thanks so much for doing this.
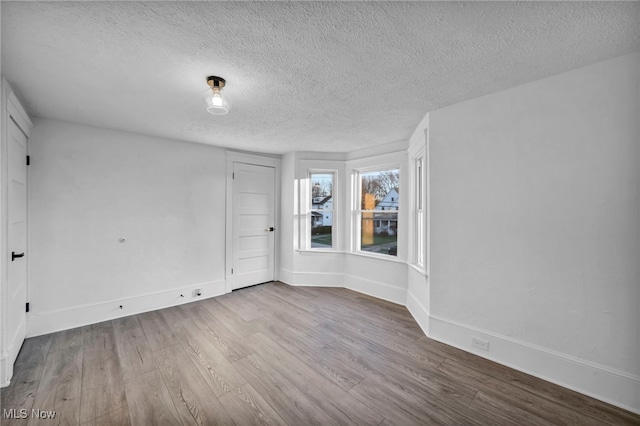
[2,1,639,154]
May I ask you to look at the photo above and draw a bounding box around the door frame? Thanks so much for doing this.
[1,78,33,387]
[225,151,281,294]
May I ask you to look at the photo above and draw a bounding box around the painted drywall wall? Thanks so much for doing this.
[426,52,639,409]
[28,118,227,334]
[279,152,296,275]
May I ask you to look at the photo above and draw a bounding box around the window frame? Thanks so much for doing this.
[308,169,337,251]
[353,164,401,258]
[414,154,425,269]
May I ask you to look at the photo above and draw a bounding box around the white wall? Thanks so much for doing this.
[424,52,639,411]
[28,118,227,335]
[279,152,296,276]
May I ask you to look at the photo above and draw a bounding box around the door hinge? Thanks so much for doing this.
[231,268,234,274]
[26,155,30,166]
[26,302,30,313]
[232,172,235,179]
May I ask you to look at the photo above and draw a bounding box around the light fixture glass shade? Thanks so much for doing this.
[204,87,230,115]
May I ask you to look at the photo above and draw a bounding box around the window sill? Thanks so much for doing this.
[297,249,404,263]
[345,251,406,264]
[297,249,340,255]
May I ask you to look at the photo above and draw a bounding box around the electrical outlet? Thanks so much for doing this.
[471,337,489,351]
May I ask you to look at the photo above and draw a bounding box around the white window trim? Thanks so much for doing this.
[413,153,426,270]
[407,127,429,276]
[352,163,401,259]
[307,169,338,251]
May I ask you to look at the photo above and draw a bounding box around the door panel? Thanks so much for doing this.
[232,163,275,290]
[4,117,28,384]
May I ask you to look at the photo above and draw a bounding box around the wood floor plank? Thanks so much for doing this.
[158,304,194,324]
[28,344,83,425]
[218,383,287,426]
[136,310,178,351]
[316,304,421,348]
[112,316,156,381]
[200,297,260,338]
[436,358,607,426]
[271,281,317,303]
[469,391,557,426]
[123,370,181,426]
[82,321,117,354]
[349,377,442,426]
[191,303,255,362]
[246,332,383,425]
[167,319,246,397]
[251,283,321,313]
[49,327,84,353]
[1,334,53,424]
[1,387,39,426]
[256,313,366,391]
[80,322,127,423]
[316,288,420,329]
[215,289,264,322]
[153,343,234,425]
[250,290,324,328]
[319,319,445,371]
[8,334,52,391]
[316,320,475,409]
[233,354,339,425]
[80,377,128,424]
[80,405,131,426]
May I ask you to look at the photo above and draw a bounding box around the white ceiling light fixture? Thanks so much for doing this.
[204,76,230,115]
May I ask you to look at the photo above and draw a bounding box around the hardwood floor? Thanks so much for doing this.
[1,282,638,425]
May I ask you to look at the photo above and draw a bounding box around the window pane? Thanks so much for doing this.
[361,169,399,209]
[359,169,399,256]
[310,173,333,249]
[361,212,398,256]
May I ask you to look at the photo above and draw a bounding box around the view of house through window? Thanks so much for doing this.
[359,169,399,256]
[310,172,334,248]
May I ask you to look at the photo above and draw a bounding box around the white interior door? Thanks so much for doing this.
[3,117,28,383]
[232,162,275,290]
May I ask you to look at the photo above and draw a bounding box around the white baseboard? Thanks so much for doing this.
[279,269,405,306]
[406,290,430,336]
[428,315,640,414]
[279,269,343,287]
[26,280,226,337]
[343,273,406,305]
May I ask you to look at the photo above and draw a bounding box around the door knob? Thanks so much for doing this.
[265,227,275,232]
[11,251,25,261]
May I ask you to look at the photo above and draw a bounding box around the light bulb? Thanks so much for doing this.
[203,88,230,115]
[211,93,223,107]
[203,76,230,115]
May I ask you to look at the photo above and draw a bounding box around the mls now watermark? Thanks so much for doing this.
[3,408,57,419]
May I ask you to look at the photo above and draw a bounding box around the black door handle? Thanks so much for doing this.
[265,227,274,232]
[12,252,25,261]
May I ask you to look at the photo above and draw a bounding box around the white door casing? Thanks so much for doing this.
[1,82,32,387]
[231,162,276,290]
